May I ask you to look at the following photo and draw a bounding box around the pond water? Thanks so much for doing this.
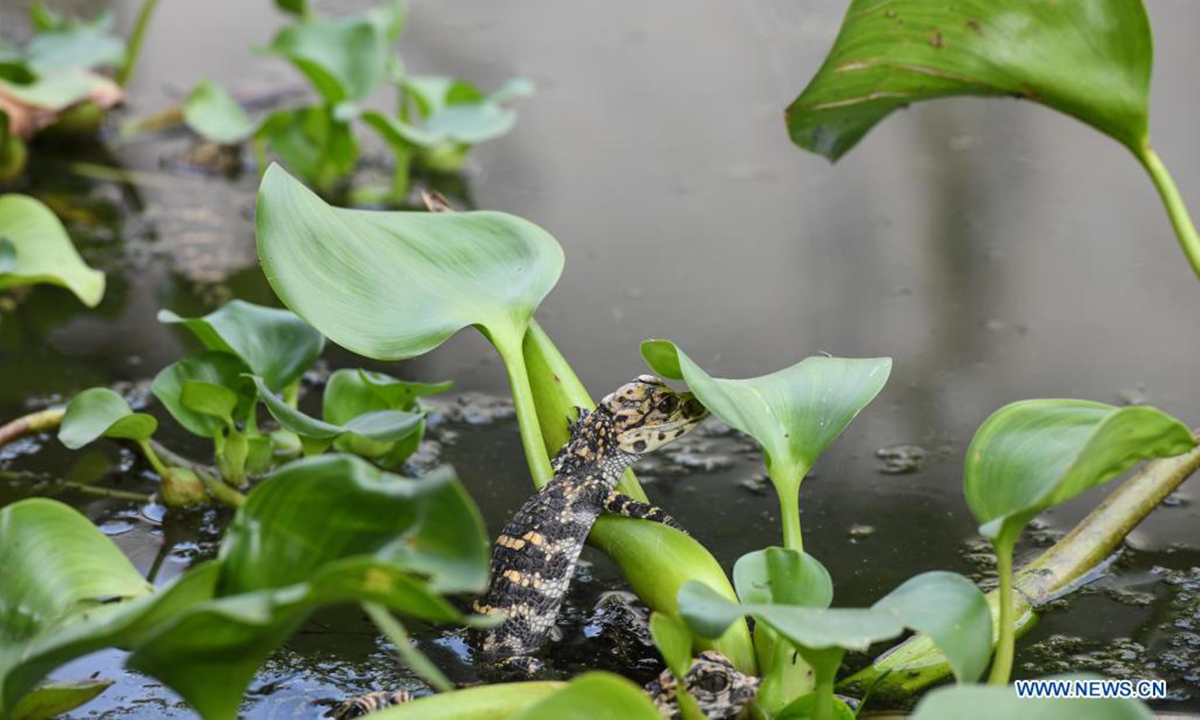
[3,0,1200,717]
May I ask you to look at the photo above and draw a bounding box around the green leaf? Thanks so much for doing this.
[0,499,153,715]
[643,340,890,549]
[964,400,1196,544]
[257,106,358,192]
[323,369,447,466]
[368,682,564,720]
[733,547,832,608]
[152,352,252,437]
[182,79,256,145]
[679,571,992,683]
[219,455,489,594]
[786,0,1152,160]
[24,23,125,75]
[58,387,157,449]
[128,456,489,719]
[255,164,563,359]
[0,194,104,306]
[0,72,115,112]
[911,679,1154,720]
[642,342,891,477]
[512,672,661,720]
[1,460,490,720]
[352,370,452,411]
[649,612,693,679]
[180,381,238,426]
[268,13,391,103]
[10,680,112,720]
[158,299,325,392]
[251,375,424,446]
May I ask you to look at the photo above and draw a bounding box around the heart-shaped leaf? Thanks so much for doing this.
[0,194,104,307]
[511,672,662,720]
[152,352,252,437]
[182,79,256,145]
[180,381,238,426]
[158,299,324,392]
[733,547,832,608]
[24,20,125,75]
[911,679,1154,720]
[256,106,359,191]
[251,375,424,451]
[338,369,451,413]
[964,400,1196,545]
[58,387,157,449]
[643,339,890,549]
[643,341,891,477]
[680,570,991,684]
[255,164,563,361]
[267,12,391,104]
[323,369,448,466]
[787,0,1152,160]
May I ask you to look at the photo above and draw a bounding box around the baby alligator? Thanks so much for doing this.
[473,374,708,671]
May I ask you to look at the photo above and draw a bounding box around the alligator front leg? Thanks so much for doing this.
[602,490,686,532]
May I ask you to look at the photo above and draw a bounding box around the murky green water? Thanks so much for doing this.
[3,0,1200,716]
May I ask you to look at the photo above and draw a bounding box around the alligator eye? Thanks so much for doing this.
[695,673,730,694]
[658,396,679,414]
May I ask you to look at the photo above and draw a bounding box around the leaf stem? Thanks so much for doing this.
[62,482,155,503]
[199,471,246,507]
[492,331,554,487]
[363,602,453,692]
[116,0,163,87]
[137,440,170,477]
[988,538,1016,685]
[769,464,806,552]
[1136,144,1200,280]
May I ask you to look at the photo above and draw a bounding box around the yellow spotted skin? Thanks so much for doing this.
[473,375,708,669]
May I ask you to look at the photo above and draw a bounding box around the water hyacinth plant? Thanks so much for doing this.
[0,455,491,719]
[1,298,448,509]
[181,0,533,201]
[0,0,165,180]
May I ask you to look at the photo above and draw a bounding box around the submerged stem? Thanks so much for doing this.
[116,0,163,87]
[843,441,1200,696]
[63,482,154,503]
[0,407,65,448]
[364,602,453,692]
[1136,144,1200,280]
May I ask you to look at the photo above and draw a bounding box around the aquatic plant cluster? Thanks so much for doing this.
[1,0,1199,718]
